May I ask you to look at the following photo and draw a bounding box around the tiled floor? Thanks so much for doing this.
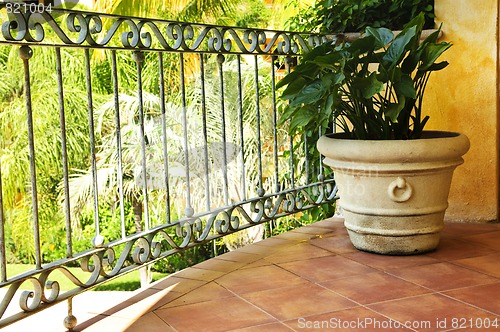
[6,217,500,331]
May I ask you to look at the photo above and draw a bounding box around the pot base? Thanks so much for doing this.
[343,211,445,255]
[346,228,440,255]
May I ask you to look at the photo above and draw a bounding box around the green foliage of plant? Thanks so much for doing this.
[278,14,451,140]
[217,0,271,28]
[287,0,434,33]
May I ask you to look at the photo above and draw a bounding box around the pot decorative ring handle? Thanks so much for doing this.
[388,177,413,202]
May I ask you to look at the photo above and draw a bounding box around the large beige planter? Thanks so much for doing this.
[317,131,470,255]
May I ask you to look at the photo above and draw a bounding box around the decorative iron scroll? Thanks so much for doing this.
[0,7,327,54]
[0,180,337,326]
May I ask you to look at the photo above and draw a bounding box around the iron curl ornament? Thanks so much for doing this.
[0,6,327,54]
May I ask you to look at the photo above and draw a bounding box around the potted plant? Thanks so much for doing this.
[277,14,470,255]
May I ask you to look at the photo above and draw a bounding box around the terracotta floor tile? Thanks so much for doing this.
[444,282,500,314]
[453,253,500,278]
[441,223,500,238]
[368,293,499,332]
[284,306,411,331]
[148,276,207,293]
[426,237,497,261]
[345,251,441,270]
[155,296,274,331]
[462,231,500,251]
[309,232,359,254]
[232,243,277,256]
[387,262,498,291]
[291,226,336,235]
[215,250,263,263]
[264,242,335,264]
[171,267,225,282]
[278,255,376,282]
[240,282,357,321]
[76,315,134,332]
[124,312,175,332]
[161,282,235,308]
[215,264,306,294]
[113,287,185,316]
[239,258,273,269]
[229,322,293,332]
[320,271,430,304]
[193,257,247,272]
[313,217,346,230]
[253,237,297,248]
[273,231,320,241]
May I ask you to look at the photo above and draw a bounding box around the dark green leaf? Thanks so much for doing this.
[421,23,443,45]
[419,43,452,71]
[426,61,449,72]
[401,53,419,74]
[394,75,416,99]
[280,77,306,100]
[347,35,376,54]
[382,26,417,68]
[352,72,384,99]
[290,80,325,106]
[289,106,318,133]
[365,27,393,49]
[384,97,406,122]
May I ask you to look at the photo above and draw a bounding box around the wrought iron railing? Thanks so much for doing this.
[0,5,337,329]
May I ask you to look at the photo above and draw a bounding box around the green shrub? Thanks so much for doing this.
[287,0,434,33]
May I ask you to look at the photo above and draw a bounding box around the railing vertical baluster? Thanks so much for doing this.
[217,54,229,205]
[254,55,264,197]
[55,47,73,257]
[63,298,77,330]
[133,51,150,230]
[271,55,280,192]
[236,55,247,201]
[19,46,42,268]
[179,53,194,218]
[158,53,171,223]
[318,123,324,181]
[0,160,6,282]
[285,56,295,189]
[111,50,126,238]
[84,49,102,248]
[199,54,211,210]
[304,134,310,185]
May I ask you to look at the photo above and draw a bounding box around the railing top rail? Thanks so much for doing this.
[0,6,329,54]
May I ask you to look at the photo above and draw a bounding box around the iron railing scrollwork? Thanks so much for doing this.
[0,6,327,54]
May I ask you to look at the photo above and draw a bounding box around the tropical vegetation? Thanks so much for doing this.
[0,0,299,287]
[278,13,452,140]
[286,0,434,33]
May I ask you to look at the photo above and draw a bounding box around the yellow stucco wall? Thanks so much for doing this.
[426,0,499,222]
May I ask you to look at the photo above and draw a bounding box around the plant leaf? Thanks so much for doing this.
[394,75,416,99]
[352,73,384,99]
[426,61,449,72]
[384,97,406,123]
[419,43,452,71]
[280,77,306,100]
[289,79,325,107]
[382,26,417,69]
[289,105,318,133]
[365,27,394,49]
